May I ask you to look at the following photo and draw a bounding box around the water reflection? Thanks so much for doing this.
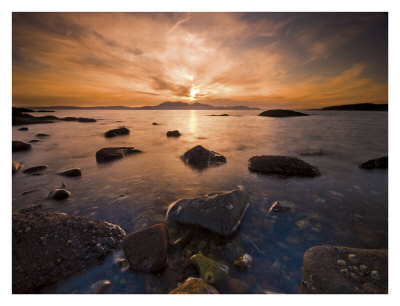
[188,109,197,134]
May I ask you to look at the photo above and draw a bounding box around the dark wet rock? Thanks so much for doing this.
[258,109,309,117]
[359,156,388,169]
[57,168,82,177]
[268,201,291,213]
[36,110,54,112]
[169,277,218,294]
[49,189,70,200]
[88,280,111,294]
[28,139,40,143]
[152,122,158,125]
[12,109,55,125]
[209,114,230,116]
[23,165,48,174]
[12,211,126,293]
[13,107,35,113]
[12,141,32,152]
[191,253,229,285]
[95,147,142,162]
[122,224,168,273]
[233,253,253,270]
[181,145,226,169]
[166,130,181,137]
[248,155,321,177]
[18,127,28,131]
[36,133,49,138]
[300,245,387,294]
[61,117,96,122]
[166,189,249,236]
[36,115,59,120]
[228,278,250,294]
[12,161,22,174]
[104,127,130,137]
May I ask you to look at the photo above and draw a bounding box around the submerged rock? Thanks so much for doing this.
[12,211,126,293]
[12,161,22,174]
[78,118,96,123]
[23,165,48,174]
[18,127,28,131]
[233,253,253,270]
[169,277,218,294]
[181,145,226,169]
[88,280,111,294]
[166,189,250,236]
[95,147,142,162]
[258,109,309,117]
[12,141,31,152]
[359,156,388,169]
[191,253,229,285]
[122,224,168,273]
[104,127,130,137]
[36,133,50,137]
[28,139,40,143]
[300,245,387,294]
[166,130,181,137]
[57,168,82,177]
[49,189,70,200]
[268,201,291,213]
[248,155,321,177]
[228,278,249,294]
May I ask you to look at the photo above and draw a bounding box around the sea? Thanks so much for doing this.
[12,109,388,293]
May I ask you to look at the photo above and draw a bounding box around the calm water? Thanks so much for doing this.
[12,109,388,294]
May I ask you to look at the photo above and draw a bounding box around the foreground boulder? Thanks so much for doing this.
[104,127,130,137]
[12,210,126,293]
[12,141,32,152]
[191,253,229,286]
[122,224,168,273]
[169,277,219,294]
[166,189,249,236]
[166,130,181,137]
[181,145,226,169]
[248,155,321,177]
[57,168,82,177]
[95,147,142,162]
[12,161,22,174]
[23,165,48,174]
[359,156,388,169]
[300,245,387,294]
[258,109,309,117]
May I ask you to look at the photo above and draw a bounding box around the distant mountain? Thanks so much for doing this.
[29,102,260,111]
[321,103,388,111]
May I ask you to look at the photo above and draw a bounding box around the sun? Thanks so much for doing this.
[189,88,199,99]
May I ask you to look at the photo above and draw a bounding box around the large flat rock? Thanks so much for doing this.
[258,109,309,117]
[166,189,249,236]
[12,210,126,293]
[300,245,387,294]
[248,155,321,177]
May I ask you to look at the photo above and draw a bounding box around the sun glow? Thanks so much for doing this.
[189,87,199,100]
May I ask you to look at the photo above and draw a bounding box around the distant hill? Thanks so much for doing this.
[29,101,260,111]
[321,103,388,111]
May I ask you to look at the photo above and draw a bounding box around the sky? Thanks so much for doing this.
[12,12,388,109]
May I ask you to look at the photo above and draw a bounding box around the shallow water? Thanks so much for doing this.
[12,109,388,293]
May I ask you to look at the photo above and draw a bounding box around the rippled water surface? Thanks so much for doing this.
[12,109,388,293]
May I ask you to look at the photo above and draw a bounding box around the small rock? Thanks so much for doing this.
[359,156,388,169]
[268,201,291,213]
[29,139,40,143]
[18,127,28,131]
[57,168,82,177]
[23,165,48,174]
[359,264,369,275]
[258,109,309,117]
[12,141,31,152]
[166,130,181,137]
[36,133,49,137]
[12,161,22,173]
[116,258,129,271]
[337,259,346,267]
[348,253,358,264]
[96,147,142,162]
[104,127,130,137]
[169,277,218,294]
[152,122,158,125]
[88,280,111,294]
[371,270,380,280]
[25,226,31,232]
[191,253,229,285]
[233,254,253,270]
[49,189,70,200]
[340,268,349,277]
[228,278,249,294]
[181,145,226,169]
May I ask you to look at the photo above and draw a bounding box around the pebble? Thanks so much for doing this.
[370,270,380,280]
[89,280,111,294]
[359,264,369,275]
[337,259,346,267]
[340,268,349,277]
[348,253,358,264]
[25,226,32,232]
[233,254,253,270]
